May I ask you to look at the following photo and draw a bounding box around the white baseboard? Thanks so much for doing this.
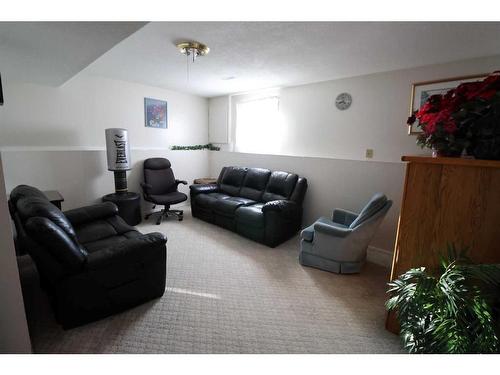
[367,246,393,268]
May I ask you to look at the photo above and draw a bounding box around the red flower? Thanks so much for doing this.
[478,89,497,100]
[424,121,437,135]
[414,70,500,154]
[419,112,437,124]
[417,101,434,117]
[443,120,457,134]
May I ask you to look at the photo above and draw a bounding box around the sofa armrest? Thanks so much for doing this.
[189,184,219,196]
[64,202,119,227]
[262,200,300,217]
[314,221,352,238]
[332,208,358,227]
[85,232,167,270]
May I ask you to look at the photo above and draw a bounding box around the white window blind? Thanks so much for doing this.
[235,96,283,154]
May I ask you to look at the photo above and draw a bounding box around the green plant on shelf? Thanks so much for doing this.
[386,244,500,353]
[170,143,220,151]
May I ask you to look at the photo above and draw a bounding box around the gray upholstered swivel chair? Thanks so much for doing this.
[299,193,392,274]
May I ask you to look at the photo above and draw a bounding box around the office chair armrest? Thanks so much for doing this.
[332,208,358,227]
[314,221,352,238]
[175,179,188,186]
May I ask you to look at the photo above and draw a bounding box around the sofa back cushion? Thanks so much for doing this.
[240,168,271,201]
[349,193,388,229]
[10,184,48,206]
[143,158,176,195]
[289,177,308,205]
[25,216,87,271]
[9,184,48,215]
[219,167,248,196]
[262,171,299,202]
[17,196,78,244]
[217,167,228,185]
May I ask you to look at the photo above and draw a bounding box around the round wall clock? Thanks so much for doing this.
[335,92,352,110]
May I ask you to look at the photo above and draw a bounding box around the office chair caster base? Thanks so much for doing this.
[146,208,184,225]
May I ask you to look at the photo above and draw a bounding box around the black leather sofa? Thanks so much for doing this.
[190,167,307,247]
[9,185,167,329]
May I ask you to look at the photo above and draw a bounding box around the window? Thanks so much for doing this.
[235,96,284,154]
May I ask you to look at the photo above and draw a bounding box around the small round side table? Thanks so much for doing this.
[102,192,142,226]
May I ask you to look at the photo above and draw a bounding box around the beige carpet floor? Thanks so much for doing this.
[28,207,401,353]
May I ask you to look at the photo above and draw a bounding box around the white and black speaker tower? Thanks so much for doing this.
[105,128,132,194]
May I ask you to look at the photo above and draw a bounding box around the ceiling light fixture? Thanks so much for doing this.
[176,41,210,82]
[176,41,210,62]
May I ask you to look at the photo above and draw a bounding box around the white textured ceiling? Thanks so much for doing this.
[2,22,500,96]
[0,22,146,86]
[84,22,500,97]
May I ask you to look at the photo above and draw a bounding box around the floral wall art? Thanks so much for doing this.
[144,97,167,129]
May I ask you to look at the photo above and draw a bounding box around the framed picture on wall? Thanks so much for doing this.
[408,74,487,135]
[144,97,167,129]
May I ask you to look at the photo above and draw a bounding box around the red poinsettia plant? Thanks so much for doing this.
[407,71,500,159]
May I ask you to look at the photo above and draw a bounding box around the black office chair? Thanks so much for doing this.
[141,158,188,224]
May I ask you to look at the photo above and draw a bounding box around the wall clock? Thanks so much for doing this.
[335,92,352,110]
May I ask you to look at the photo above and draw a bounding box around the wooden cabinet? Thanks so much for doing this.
[386,155,500,333]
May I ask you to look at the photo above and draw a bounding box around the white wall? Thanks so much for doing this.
[211,55,500,162]
[210,151,404,266]
[0,74,209,210]
[208,96,229,144]
[1,149,209,211]
[0,74,208,149]
[0,155,32,353]
[208,55,500,264]
[2,55,500,261]
[0,73,209,353]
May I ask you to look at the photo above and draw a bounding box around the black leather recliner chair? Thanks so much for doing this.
[190,166,307,247]
[9,185,167,329]
[141,158,188,224]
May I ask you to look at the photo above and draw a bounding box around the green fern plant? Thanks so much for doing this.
[386,244,500,353]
